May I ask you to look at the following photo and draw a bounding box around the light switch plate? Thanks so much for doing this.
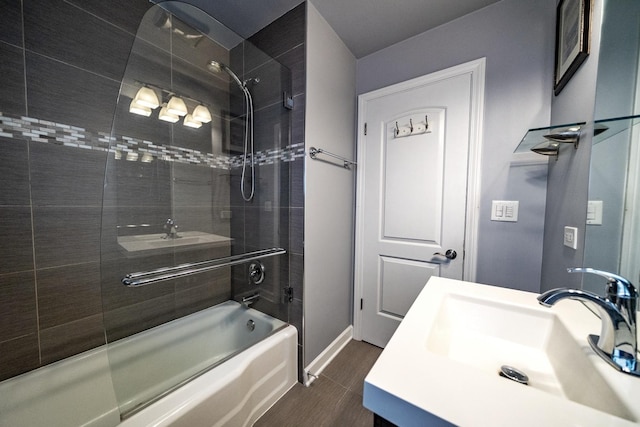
[587,200,603,225]
[491,200,519,222]
[564,226,578,249]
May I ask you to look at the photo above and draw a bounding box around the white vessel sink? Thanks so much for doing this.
[117,231,232,252]
[364,277,640,427]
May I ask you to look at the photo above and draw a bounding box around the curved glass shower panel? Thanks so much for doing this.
[100,2,291,419]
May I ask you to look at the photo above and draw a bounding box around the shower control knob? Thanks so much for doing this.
[434,249,457,260]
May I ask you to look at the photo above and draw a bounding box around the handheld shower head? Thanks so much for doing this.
[207,60,244,89]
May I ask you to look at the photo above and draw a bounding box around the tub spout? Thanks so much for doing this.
[537,268,639,376]
[242,292,260,308]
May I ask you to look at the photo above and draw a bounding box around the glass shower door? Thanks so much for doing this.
[99,1,292,418]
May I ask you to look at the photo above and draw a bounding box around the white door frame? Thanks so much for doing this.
[352,58,486,341]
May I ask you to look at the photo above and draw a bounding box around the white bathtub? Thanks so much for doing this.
[0,301,297,427]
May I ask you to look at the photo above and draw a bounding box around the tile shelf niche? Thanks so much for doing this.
[516,114,640,158]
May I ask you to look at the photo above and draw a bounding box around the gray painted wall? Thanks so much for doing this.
[583,0,640,292]
[304,2,356,365]
[540,0,604,293]
[356,0,555,292]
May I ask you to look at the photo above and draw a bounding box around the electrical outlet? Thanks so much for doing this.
[564,226,578,249]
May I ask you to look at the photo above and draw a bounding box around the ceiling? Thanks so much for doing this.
[189,0,502,58]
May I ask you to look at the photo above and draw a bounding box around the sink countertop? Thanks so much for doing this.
[363,277,640,427]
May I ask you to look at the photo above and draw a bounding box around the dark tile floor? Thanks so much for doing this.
[255,339,383,427]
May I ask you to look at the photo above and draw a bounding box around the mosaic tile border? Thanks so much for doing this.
[0,112,305,169]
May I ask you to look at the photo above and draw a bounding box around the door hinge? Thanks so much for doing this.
[364,123,367,135]
[360,298,363,310]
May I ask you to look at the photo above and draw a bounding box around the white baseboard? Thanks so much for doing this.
[303,325,353,386]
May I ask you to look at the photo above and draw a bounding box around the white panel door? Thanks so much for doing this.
[356,62,483,348]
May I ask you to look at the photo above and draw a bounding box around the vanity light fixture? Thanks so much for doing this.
[166,96,188,116]
[129,99,152,117]
[158,105,180,123]
[183,114,203,129]
[133,86,160,109]
[192,104,212,123]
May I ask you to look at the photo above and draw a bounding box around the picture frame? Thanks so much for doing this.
[554,0,591,95]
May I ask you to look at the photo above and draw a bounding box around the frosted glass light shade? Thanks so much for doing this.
[192,105,212,123]
[167,96,188,116]
[133,87,160,109]
[158,106,179,123]
[129,100,152,117]
[183,114,202,129]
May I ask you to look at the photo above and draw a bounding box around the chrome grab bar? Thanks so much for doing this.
[122,247,286,287]
[309,146,356,169]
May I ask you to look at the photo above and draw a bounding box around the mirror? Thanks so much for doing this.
[583,0,640,292]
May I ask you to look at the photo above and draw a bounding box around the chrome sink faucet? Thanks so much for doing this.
[538,267,639,376]
[163,218,180,239]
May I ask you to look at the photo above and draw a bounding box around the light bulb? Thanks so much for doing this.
[183,114,202,129]
[129,100,152,117]
[192,105,212,123]
[133,87,160,109]
[166,96,188,116]
[158,106,179,123]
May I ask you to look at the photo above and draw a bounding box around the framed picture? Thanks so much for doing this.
[554,0,591,95]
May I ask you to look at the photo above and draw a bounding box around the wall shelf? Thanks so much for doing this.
[516,114,640,158]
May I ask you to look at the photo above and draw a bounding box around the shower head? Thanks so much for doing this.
[207,60,244,90]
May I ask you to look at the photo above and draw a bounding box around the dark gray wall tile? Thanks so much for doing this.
[248,3,305,60]
[37,262,102,329]
[0,334,40,381]
[175,276,231,317]
[290,207,304,255]
[100,254,175,311]
[39,314,105,365]
[0,207,34,274]
[249,59,286,111]
[289,253,303,301]
[30,142,106,207]
[33,206,101,269]
[24,0,133,80]
[0,271,37,342]
[103,293,175,341]
[114,157,171,208]
[290,157,304,208]
[25,52,121,133]
[0,42,26,116]
[0,0,23,47]
[291,94,305,145]
[0,138,30,206]
[65,0,151,36]
[278,44,305,97]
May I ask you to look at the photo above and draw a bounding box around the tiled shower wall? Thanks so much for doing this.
[0,0,306,382]
[247,3,307,379]
[0,0,152,381]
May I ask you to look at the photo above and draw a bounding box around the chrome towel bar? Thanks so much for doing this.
[122,247,286,287]
[309,147,356,170]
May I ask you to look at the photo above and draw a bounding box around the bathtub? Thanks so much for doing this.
[0,301,297,427]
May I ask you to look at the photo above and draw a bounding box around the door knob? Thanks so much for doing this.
[434,249,457,260]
